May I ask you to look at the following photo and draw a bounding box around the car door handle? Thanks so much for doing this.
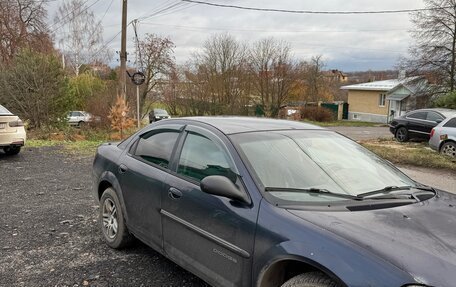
[118,164,128,174]
[168,187,182,200]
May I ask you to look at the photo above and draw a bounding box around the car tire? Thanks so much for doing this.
[78,121,85,127]
[100,187,134,249]
[440,141,456,158]
[281,272,341,287]
[395,127,409,142]
[3,146,21,155]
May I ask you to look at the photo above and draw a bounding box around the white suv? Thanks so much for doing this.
[0,104,26,155]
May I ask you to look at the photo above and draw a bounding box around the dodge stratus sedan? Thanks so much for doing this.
[93,117,456,287]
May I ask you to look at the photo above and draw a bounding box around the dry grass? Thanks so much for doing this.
[361,139,456,171]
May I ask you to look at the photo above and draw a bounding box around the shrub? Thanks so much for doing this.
[300,106,334,122]
[433,91,456,109]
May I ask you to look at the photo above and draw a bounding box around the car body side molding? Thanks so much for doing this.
[160,209,251,258]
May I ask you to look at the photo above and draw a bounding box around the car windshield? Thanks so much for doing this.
[231,130,415,203]
[0,105,13,115]
[154,109,168,116]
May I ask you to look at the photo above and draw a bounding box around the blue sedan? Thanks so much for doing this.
[93,117,456,287]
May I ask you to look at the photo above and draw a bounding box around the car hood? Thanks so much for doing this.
[288,190,456,286]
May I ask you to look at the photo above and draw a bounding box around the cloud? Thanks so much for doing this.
[47,0,423,71]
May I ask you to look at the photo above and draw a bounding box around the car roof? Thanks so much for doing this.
[171,116,324,135]
[410,108,456,117]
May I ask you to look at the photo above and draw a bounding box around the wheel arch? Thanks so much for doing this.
[256,255,347,287]
[97,171,129,222]
[439,139,456,151]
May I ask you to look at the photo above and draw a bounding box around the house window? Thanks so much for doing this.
[379,94,386,107]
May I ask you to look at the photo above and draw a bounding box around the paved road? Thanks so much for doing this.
[328,126,392,141]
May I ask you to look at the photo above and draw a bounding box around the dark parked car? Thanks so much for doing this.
[389,108,456,142]
[149,108,171,123]
[93,117,456,287]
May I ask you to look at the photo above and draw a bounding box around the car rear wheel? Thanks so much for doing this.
[100,188,134,249]
[281,272,341,287]
[3,146,21,155]
[441,142,456,158]
[395,127,409,142]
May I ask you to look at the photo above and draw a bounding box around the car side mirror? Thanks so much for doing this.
[435,119,443,124]
[200,175,250,204]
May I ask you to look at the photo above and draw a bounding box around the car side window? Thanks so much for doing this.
[177,132,237,182]
[443,118,456,128]
[134,131,179,169]
[426,112,444,122]
[407,112,427,120]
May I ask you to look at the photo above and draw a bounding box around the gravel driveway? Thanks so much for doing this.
[0,147,207,287]
[1,146,454,287]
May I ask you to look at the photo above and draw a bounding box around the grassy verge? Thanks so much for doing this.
[27,139,105,156]
[361,139,456,171]
[302,120,384,127]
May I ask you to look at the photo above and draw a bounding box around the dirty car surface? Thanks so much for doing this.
[93,117,456,287]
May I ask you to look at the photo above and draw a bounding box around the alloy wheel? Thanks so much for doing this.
[441,143,456,158]
[102,198,118,239]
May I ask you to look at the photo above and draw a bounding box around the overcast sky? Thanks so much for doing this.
[47,0,425,72]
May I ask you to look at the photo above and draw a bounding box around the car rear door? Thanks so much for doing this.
[425,111,445,133]
[161,125,258,287]
[406,111,429,137]
[117,124,183,251]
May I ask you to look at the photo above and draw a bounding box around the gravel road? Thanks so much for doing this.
[1,146,454,287]
[0,147,207,287]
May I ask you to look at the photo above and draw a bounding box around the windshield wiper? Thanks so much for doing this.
[356,185,412,199]
[264,187,362,201]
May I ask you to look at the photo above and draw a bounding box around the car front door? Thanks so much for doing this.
[161,125,258,287]
[118,124,183,251]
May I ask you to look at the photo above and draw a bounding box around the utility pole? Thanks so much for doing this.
[119,0,128,100]
[133,19,141,128]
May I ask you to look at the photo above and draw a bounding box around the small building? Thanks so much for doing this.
[340,76,428,123]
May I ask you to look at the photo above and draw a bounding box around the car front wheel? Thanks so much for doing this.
[100,187,134,249]
[3,146,21,155]
[441,141,456,158]
[281,272,341,287]
[395,127,409,142]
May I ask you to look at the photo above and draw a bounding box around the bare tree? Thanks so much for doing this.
[404,1,456,92]
[195,34,248,115]
[249,38,297,117]
[0,0,52,63]
[136,33,175,118]
[54,0,104,76]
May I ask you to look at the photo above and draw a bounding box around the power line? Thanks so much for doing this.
[139,2,188,21]
[51,0,102,33]
[99,0,114,24]
[140,22,410,33]
[181,0,449,15]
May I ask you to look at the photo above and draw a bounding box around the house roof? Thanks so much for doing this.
[340,76,422,92]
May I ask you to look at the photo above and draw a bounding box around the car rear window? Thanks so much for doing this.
[426,112,444,122]
[443,118,456,128]
[134,131,179,169]
[0,105,13,115]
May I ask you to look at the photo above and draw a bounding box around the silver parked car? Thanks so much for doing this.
[67,111,99,127]
[429,116,456,157]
